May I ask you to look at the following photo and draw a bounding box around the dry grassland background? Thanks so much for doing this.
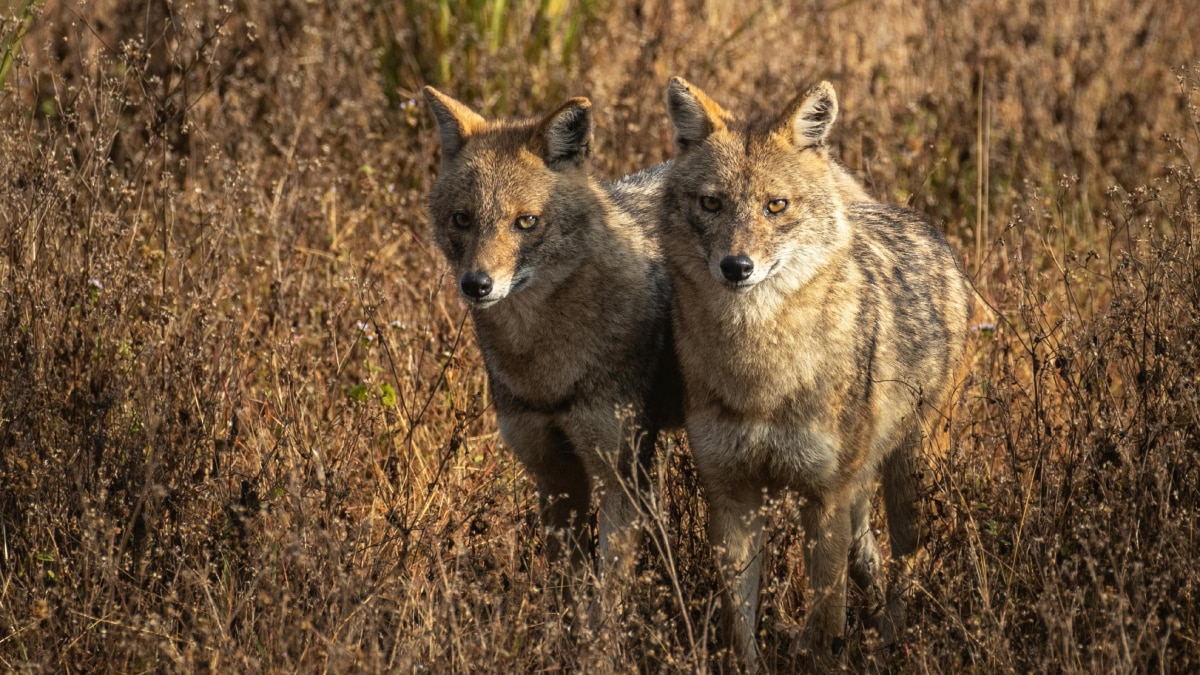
[2,0,1199,671]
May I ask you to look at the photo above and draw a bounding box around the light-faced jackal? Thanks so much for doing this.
[660,77,972,668]
[422,88,681,583]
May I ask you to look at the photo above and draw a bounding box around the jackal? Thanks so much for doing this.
[661,77,972,668]
[422,88,680,581]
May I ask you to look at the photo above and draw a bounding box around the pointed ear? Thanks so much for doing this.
[423,86,487,163]
[666,77,730,151]
[530,97,593,168]
[781,81,838,148]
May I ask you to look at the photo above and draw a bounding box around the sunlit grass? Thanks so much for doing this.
[1,1,1198,671]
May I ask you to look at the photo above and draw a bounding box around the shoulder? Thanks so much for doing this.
[848,202,947,246]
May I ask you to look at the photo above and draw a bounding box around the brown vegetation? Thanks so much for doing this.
[1,0,1198,671]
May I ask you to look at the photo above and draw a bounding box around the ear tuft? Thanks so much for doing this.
[423,86,486,163]
[666,76,730,151]
[533,98,593,168]
[786,81,838,147]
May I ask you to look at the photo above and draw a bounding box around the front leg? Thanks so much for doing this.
[707,488,766,672]
[596,483,643,584]
[797,496,853,665]
[497,411,593,570]
[566,403,657,584]
[880,429,926,644]
[849,484,885,630]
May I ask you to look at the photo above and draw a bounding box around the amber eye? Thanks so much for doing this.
[699,196,722,213]
[451,212,471,229]
[515,215,539,230]
[766,199,788,214]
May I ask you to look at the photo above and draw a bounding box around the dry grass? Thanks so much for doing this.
[1,0,1198,671]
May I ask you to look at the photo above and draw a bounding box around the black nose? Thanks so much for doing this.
[460,271,493,299]
[720,255,755,282]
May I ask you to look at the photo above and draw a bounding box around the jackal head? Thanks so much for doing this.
[424,87,598,309]
[663,77,852,293]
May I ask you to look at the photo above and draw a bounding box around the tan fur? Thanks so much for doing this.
[661,77,972,669]
[423,88,681,584]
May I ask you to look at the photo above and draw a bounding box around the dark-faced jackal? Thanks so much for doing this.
[661,77,972,668]
[422,88,680,581]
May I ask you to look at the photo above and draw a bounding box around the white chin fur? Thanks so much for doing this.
[467,295,505,309]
